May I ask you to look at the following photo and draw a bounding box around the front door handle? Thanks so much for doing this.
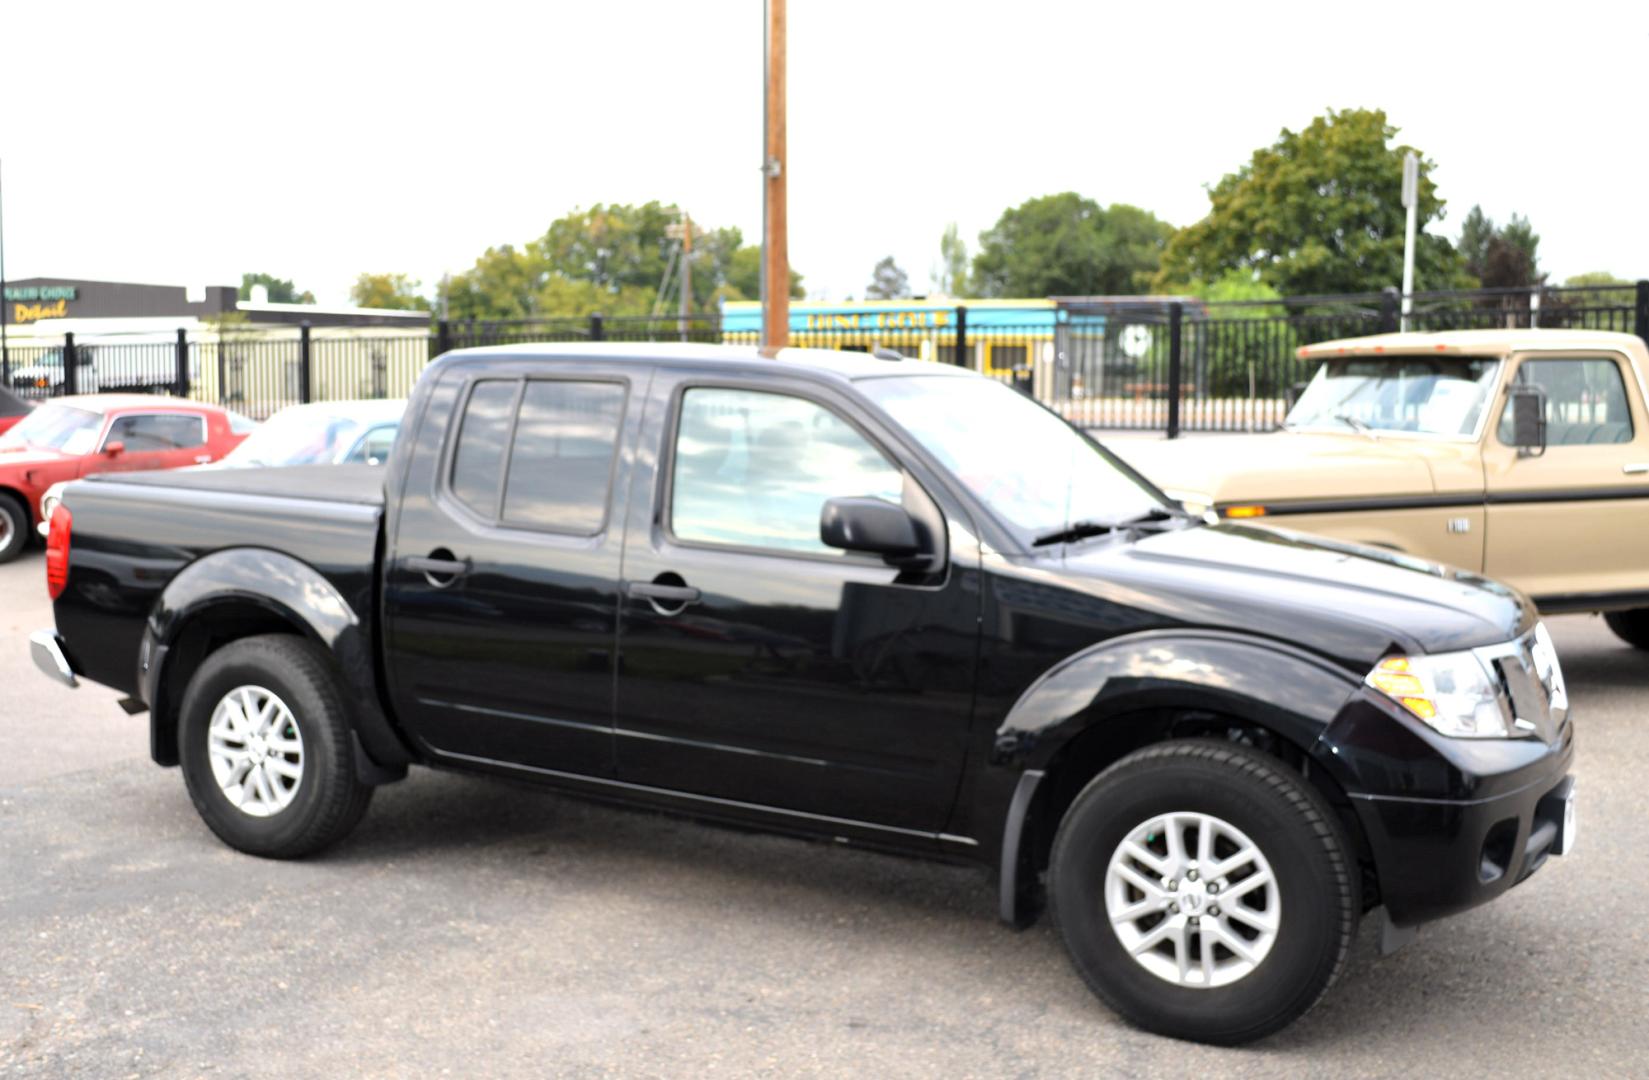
[1624,463,1649,475]
[626,581,702,604]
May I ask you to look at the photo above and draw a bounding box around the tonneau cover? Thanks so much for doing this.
[85,463,387,506]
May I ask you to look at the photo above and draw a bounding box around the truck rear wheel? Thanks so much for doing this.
[1048,739,1358,1045]
[178,635,373,858]
[0,493,28,564]
[1603,609,1649,651]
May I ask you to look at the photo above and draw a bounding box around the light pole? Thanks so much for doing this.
[761,0,788,351]
[1400,151,1418,332]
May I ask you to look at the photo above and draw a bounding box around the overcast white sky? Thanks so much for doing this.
[3,0,1646,306]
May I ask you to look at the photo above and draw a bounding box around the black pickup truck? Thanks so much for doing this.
[31,343,1575,1044]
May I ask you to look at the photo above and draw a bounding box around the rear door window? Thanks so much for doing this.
[448,377,626,533]
[502,381,626,534]
[449,381,519,516]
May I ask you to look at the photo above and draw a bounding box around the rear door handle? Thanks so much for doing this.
[405,555,470,578]
[1624,463,1649,475]
[626,581,702,604]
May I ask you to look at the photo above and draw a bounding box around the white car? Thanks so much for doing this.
[216,399,405,469]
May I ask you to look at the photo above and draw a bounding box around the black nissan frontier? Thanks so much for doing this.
[30,343,1576,1044]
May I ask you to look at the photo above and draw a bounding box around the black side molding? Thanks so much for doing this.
[998,769,1045,928]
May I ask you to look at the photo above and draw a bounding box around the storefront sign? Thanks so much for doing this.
[804,310,950,331]
[4,286,78,302]
[4,286,79,324]
[13,299,70,323]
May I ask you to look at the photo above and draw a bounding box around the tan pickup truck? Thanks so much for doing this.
[1118,328,1649,649]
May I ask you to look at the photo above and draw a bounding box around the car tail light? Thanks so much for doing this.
[45,505,72,600]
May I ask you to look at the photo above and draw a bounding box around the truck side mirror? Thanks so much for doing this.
[1506,385,1546,457]
[104,441,126,457]
[820,496,924,561]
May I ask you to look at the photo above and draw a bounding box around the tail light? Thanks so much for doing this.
[45,505,72,600]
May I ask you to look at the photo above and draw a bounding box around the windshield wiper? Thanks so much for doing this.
[1032,507,1188,547]
[1330,412,1378,440]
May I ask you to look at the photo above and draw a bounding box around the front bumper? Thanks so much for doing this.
[1320,688,1575,927]
[1351,769,1575,926]
[29,629,79,688]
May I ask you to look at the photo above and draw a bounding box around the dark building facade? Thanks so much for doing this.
[3,278,238,325]
[2,277,429,329]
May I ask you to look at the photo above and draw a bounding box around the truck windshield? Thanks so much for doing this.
[1286,356,1500,436]
[0,402,103,454]
[859,375,1167,542]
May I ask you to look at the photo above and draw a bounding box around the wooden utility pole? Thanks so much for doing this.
[761,0,789,350]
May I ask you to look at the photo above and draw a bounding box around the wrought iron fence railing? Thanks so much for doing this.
[3,281,1644,432]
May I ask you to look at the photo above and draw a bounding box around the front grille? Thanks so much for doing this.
[1476,628,1568,744]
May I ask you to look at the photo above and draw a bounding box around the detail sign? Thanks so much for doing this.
[5,286,78,324]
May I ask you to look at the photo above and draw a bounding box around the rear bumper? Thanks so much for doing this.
[29,629,79,689]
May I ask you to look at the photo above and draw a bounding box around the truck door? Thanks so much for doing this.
[382,361,647,776]
[612,369,981,833]
[1483,351,1649,602]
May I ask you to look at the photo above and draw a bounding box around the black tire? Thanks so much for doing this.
[178,634,373,858]
[1048,739,1358,1045]
[1603,609,1649,651]
[0,493,28,564]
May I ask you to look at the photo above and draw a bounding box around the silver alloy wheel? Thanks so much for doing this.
[1104,811,1280,989]
[207,685,304,818]
[0,507,13,548]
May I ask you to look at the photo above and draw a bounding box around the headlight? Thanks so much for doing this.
[38,483,67,538]
[40,486,64,523]
[1366,650,1516,738]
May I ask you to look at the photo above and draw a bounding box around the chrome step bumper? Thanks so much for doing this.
[29,629,78,689]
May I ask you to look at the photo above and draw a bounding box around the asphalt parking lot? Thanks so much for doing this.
[3,548,1645,1078]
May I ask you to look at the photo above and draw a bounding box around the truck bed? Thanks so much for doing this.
[91,463,388,506]
[55,465,386,699]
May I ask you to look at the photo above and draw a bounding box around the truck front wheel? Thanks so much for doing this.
[178,635,373,858]
[1048,739,1358,1045]
[1603,609,1649,651]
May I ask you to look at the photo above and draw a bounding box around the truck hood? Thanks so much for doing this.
[1114,431,1472,509]
[1042,522,1532,665]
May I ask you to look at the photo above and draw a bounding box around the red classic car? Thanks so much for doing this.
[0,395,253,563]
[0,387,31,438]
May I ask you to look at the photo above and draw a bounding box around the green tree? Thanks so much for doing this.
[1458,206,1542,288]
[935,222,970,296]
[1554,272,1636,323]
[865,256,912,300]
[973,193,1172,298]
[1156,108,1472,297]
[445,204,803,320]
[1174,270,1302,396]
[723,245,804,303]
[238,272,315,304]
[350,272,431,311]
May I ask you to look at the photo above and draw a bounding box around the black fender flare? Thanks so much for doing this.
[140,547,412,775]
[989,629,1363,925]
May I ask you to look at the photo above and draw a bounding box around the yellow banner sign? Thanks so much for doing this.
[13,299,69,324]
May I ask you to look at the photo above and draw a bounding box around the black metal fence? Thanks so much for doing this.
[4,281,1646,433]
